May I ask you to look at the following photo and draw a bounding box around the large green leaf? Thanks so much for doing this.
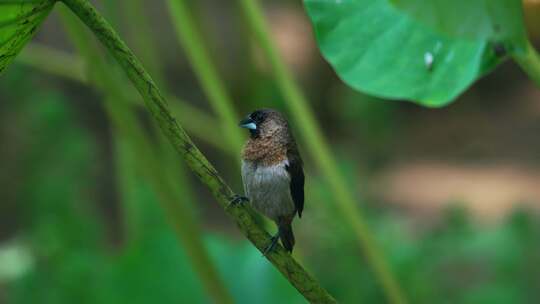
[390,0,527,45]
[0,0,54,74]
[303,0,518,106]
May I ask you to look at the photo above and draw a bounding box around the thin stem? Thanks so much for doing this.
[107,0,204,222]
[59,0,337,302]
[113,133,141,241]
[121,0,165,87]
[237,0,407,303]
[17,43,87,82]
[513,40,540,87]
[58,7,234,304]
[108,99,233,304]
[165,0,244,153]
[14,43,233,154]
[165,0,273,232]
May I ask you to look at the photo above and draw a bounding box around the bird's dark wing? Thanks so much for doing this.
[286,148,304,217]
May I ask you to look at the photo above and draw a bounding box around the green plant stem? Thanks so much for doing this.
[59,0,337,302]
[107,100,234,304]
[121,0,165,87]
[58,7,234,304]
[513,40,540,87]
[17,42,86,83]
[166,0,277,232]
[237,0,407,303]
[114,133,141,240]
[165,0,244,153]
[108,0,203,223]
[108,100,233,304]
[14,43,232,154]
[165,0,274,232]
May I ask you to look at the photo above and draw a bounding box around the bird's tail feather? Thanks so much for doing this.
[279,223,295,253]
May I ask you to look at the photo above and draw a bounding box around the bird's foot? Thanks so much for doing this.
[229,194,249,206]
[262,233,280,256]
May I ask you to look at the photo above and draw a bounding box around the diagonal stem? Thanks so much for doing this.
[59,0,337,302]
[15,42,233,154]
[166,0,244,153]
[237,0,407,303]
[57,7,234,303]
[513,40,540,87]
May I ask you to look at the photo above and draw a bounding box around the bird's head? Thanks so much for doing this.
[239,109,288,139]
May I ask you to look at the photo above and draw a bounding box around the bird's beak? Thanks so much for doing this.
[239,117,257,130]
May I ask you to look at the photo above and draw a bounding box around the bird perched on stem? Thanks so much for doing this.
[231,109,304,254]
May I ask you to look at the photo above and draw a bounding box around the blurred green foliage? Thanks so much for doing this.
[2,0,540,303]
[2,71,540,303]
[1,68,305,304]
[3,68,540,303]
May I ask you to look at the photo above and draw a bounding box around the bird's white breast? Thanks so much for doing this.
[241,159,295,221]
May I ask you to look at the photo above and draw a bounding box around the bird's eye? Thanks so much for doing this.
[250,111,266,123]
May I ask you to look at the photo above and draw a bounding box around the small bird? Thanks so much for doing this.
[233,109,304,254]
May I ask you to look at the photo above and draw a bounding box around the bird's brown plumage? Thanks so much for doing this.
[242,110,291,166]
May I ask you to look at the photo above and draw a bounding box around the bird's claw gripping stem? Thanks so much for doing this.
[263,233,280,256]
